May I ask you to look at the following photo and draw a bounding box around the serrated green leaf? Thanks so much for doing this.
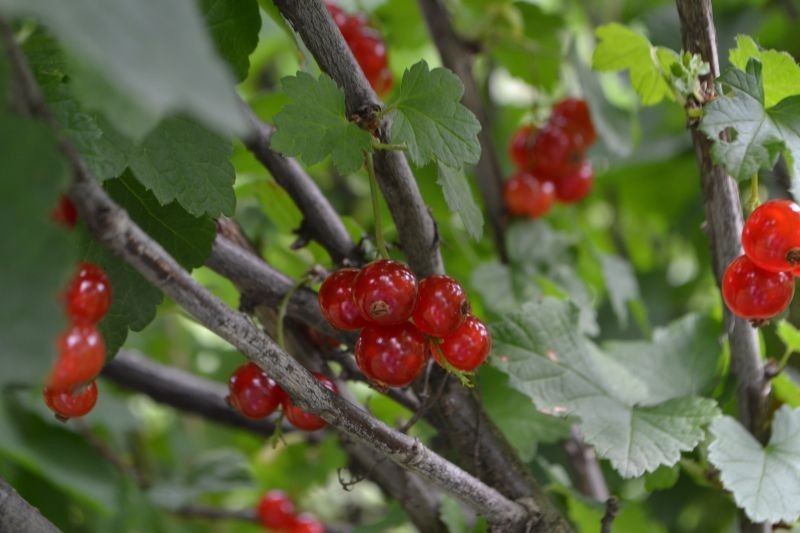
[388,61,481,168]
[437,164,484,240]
[599,253,640,327]
[481,367,571,461]
[271,72,372,174]
[730,35,800,108]
[492,298,720,477]
[592,23,674,106]
[699,59,800,193]
[199,0,261,82]
[130,116,236,217]
[0,112,75,385]
[708,407,800,523]
[0,0,247,137]
[470,261,541,316]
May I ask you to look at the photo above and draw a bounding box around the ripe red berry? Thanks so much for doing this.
[355,323,428,387]
[503,171,555,219]
[291,514,324,533]
[722,255,795,320]
[283,372,338,431]
[257,490,296,530]
[353,260,418,325]
[742,199,800,273]
[411,275,468,337]
[319,269,368,331]
[51,194,78,228]
[228,362,285,419]
[551,98,596,150]
[48,325,106,389]
[65,262,112,325]
[553,160,593,204]
[432,316,491,372]
[44,382,98,419]
[531,125,582,180]
[509,125,536,171]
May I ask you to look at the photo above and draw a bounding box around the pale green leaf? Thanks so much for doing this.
[439,495,468,533]
[730,35,800,108]
[777,320,800,355]
[436,164,484,240]
[492,298,720,477]
[0,0,248,137]
[592,23,673,105]
[599,253,640,327]
[388,61,481,168]
[271,72,372,174]
[708,407,800,523]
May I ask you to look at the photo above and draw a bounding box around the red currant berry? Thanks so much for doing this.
[355,323,428,387]
[551,98,596,150]
[411,275,468,337]
[432,316,491,372]
[509,125,536,171]
[340,12,369,42]
[503,171,555,219]
[290,514,324,533]
[319,269,368,331]
[228,362,285,419]
[353,260,418,325]
[531,125,582,180]
[283,372,338,431]
[722,255,794,320]
[48,325,106,389]
[51,194,78,228]
[65,262,112,325]
[742,199,800,273]
[257,490,296,530]
[44,382,98,419]
[553,160,593,204]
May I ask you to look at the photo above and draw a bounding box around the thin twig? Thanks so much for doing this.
[600,497,619,533]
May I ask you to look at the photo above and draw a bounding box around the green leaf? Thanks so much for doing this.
[0,0,247,138]
[774,374,800,408]
[470,261,541,316]
[599,253,640,327]
[0,394,119,512]
[106,175,216,268]
[199,0,261,82]
[437,164,484,240]
[481,367,571,461]
[492,298,720,477]
[592,23,674,106]
[777,320,800,354]
[388,61,481,168]
[708,407,800,523]
[730,35,800,108]
[699,59,800,192]
[644,464,680,492]
[129,116,236,217]
[0,112,75,385]
[271,72,372,174]
[439,495,468,533]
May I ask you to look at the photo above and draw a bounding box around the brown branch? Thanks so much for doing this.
[0,477,59,533]
[600,497,619,533]
[674,2,770,532]
[240,105,362,265]
[563,425,609,502]
[272,0,443,278]
[417,0,508,261]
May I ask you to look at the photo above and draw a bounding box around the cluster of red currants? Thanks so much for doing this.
[44,262,111,419]
[256,490,323,533]
[504,98,597,219]
[723,199,800,323]
[326,1,392,96]
[228,363,338,432]
[45,194,112,420]
[319,259,491,387]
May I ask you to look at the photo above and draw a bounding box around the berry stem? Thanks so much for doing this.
[277,273,312,349]
[430,337,474,388]
[748,173,760,213]
[371,140,407,152]
[777,346,795,373]
[365,151,390,259]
